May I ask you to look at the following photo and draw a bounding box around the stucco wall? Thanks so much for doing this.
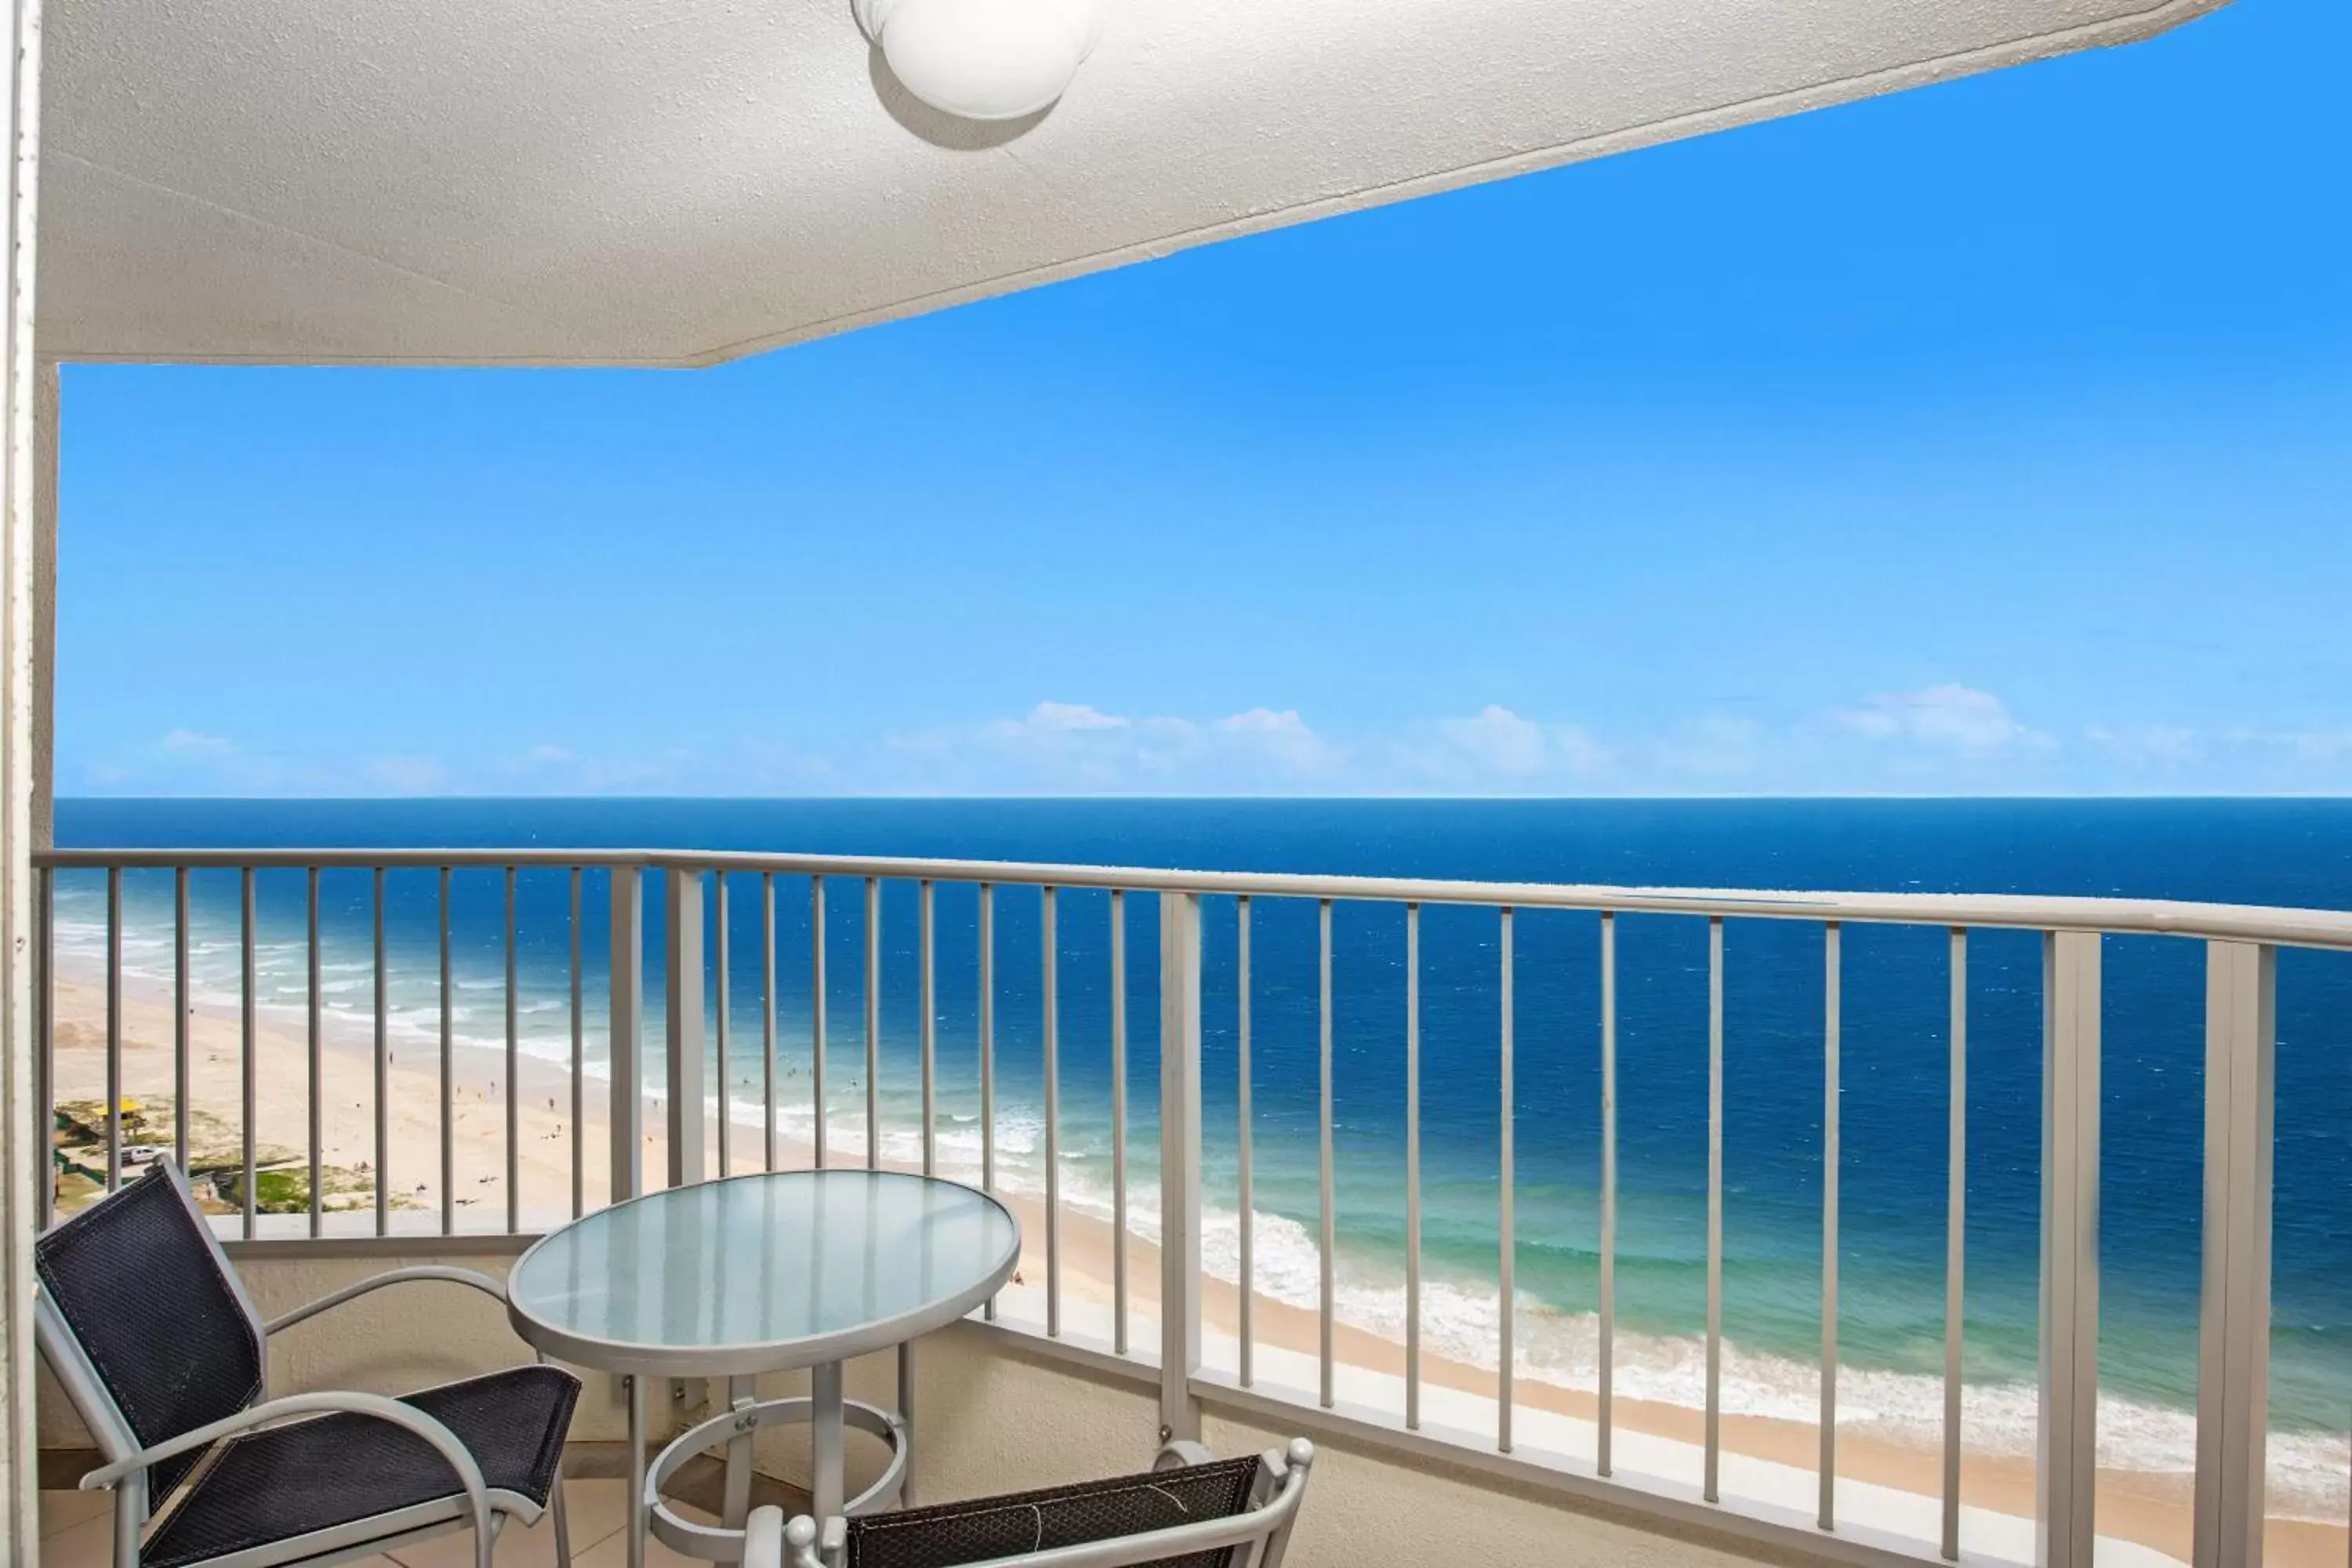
[38,1248,1782,1568]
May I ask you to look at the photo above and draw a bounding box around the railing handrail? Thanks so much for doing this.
[32,844,2352,950]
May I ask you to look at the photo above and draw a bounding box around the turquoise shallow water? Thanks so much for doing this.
[51,797,2352,1507]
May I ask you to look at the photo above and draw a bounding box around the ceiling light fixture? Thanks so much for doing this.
[854,0,1101,122]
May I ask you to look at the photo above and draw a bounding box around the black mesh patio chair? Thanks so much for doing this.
[746,1439,1313,1568]
[34,1158,582,1568]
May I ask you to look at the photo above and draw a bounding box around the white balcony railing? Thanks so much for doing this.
[31,846,2351,1568]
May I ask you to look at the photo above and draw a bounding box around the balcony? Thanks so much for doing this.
[29,844,2343,1568]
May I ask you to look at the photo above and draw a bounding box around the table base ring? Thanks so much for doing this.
[648,1396,909,1562]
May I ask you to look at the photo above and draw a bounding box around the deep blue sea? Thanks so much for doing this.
[49,798,2352,1503]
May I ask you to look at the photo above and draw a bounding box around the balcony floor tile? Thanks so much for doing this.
[40,1487,112,1539]
[386,1479,638,1568]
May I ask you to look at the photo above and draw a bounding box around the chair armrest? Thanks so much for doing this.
[1252,1440,1316,1568]
[79,1390,497,1568]
[264,1265,510,1336]
[782,1514,843,1568]
[742,1507,789,1568]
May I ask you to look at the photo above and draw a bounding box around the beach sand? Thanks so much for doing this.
[42,968,2341,1567]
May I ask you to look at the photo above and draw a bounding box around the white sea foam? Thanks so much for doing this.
[1093,1159,2347,1520]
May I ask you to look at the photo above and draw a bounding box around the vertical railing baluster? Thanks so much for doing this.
[1705,915,1724,1502]
[1237,895,1254,1386]
[505,865,520,1230]
[1044,884,1061,1335]
[2040,930,2102,1568]
[1159,891,1205,1446]
[1319,898,1335,1410]
[609,866,644,1204]
[374,868,387,1236]
[1110,887,1128,1355]
[1943,927,1968,1560]
[864,877,880,1171]
[2194,938,2275,1568]
[1821,920,1842,1531]
[762,873,778,1173]
[1498,906,1515,1453]
[980,884,996,1319]
[667,869,706,1189]
[920,880,937,1178]
[35,866,53,1225]
[173,867,189,1180]
[570,867,583,1219]
[243,866,259,1240]
[439,866,452,1235]
[308,865,322,1236]
[1599,909,1617,1475]
[104,865,121,1192]
[1404,902,1419,1428]
[715,871,731,1179]
[811,877,828,1171]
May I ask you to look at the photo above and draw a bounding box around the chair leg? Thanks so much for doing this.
[112,1474,147,1568]
[113,1491,139,1568]
[551,1475,574,1568]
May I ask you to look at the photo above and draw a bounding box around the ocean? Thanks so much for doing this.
[49,797,2352,1512]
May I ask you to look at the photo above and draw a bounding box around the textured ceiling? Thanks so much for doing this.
[38,0,2226,367]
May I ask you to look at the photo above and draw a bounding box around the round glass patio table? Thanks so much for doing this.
[506,1170,1020,1568]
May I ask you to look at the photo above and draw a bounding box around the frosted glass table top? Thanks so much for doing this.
[506,1171,1021,1375]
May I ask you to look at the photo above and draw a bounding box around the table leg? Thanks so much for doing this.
[626,1374,648,1568]
[812,1360,845,1522]
[897,1341,916,1507]
[724,1374,756,1541]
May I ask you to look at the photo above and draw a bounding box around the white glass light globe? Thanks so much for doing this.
[858,0,1099,122]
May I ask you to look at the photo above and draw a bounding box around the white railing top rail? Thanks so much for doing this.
[33,844,2352,951]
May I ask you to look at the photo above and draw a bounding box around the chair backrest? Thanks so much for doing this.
[34,1160,266,1504]
[843,1454,1267,1568]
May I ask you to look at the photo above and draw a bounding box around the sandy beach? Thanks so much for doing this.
[42,964,2340,1567]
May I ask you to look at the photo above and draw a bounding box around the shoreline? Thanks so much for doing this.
[41,961,2344,1566]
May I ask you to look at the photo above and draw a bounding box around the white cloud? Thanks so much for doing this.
[358,753,452,794]
[2227,726,2352,763]
[158,728,238,757]
[1438,706,1547,777]
[86,729,459,797]
[1020,702,1128,734]
[1835,684,2047,757]
[1654,714,1765,779]
[891,701,1344,792]
[2085,724,2201,766]
[1413,705,1612,785]
[120,728,282,792]
[1216,708,1344,779]
[84,692,2347,797]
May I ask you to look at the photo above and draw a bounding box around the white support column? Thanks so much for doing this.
[667,868,706,1189]
[2039,931,2101,1568]
[609,866,644,1202]
[2194,941,2274,1568]
[27,359,47,854]
[0,3,41,1559]
[1158,891,1203,1444]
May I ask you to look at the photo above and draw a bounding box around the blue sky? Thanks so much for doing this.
[60,0,2350,797]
